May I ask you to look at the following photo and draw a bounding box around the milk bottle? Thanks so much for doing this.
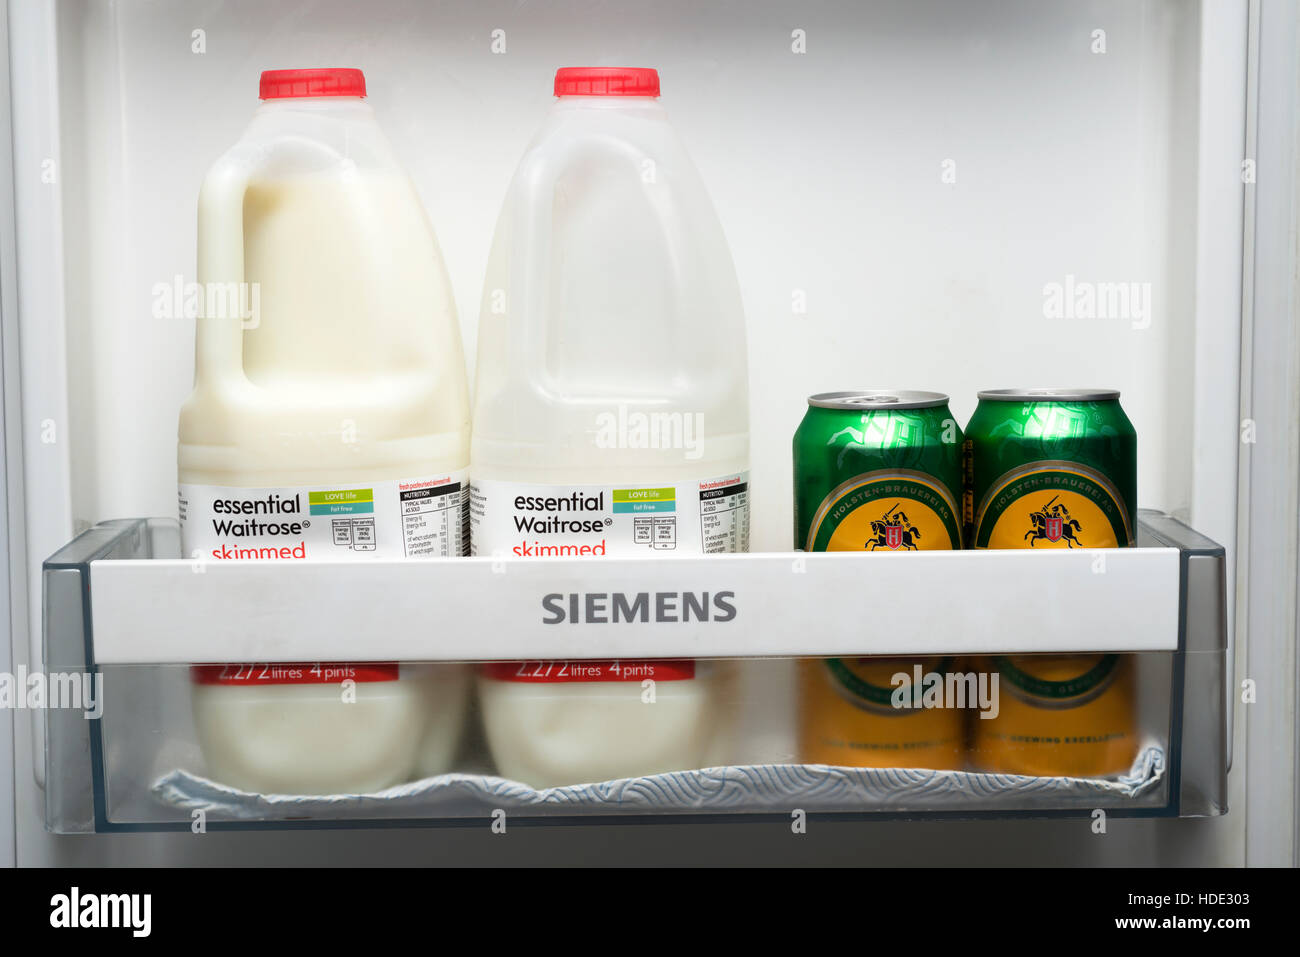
[471,68,750,788]
[179,69,470,794]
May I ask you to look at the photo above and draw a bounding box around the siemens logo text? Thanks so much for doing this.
[542,590,736,624]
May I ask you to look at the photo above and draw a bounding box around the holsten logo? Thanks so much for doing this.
[542,591,737,624]
[50,887,151,937]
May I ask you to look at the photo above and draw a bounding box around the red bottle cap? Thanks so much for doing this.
[259,68,367,100]
[553,67,660,98]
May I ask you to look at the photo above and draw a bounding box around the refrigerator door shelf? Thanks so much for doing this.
[40,512,1226,831]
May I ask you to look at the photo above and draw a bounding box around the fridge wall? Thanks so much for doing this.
[54,0,1206,535]
[4,0,1273,863]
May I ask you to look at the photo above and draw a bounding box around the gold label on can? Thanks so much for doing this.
[824,656,955,714]
[800,657,966,770]
[973,460,1132,549]
[806,469,962,552]
[995,654,1121,708]
[970,654,1138,778]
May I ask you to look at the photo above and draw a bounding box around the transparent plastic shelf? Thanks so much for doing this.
[40,512,1227,830]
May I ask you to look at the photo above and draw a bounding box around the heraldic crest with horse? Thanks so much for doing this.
[1025,494,1084,547]
[865,502,921,550]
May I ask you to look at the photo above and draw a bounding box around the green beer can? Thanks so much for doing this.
[965,389,1136,549]
[794,391,967,771]
[964,389,1139,777]
[794,391,964,552]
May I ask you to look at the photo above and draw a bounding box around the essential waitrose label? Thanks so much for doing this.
[469,473,750,558]
[472,472,748,685]
[179,470,469,561]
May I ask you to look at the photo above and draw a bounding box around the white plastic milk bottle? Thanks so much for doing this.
[179,69,471,794]
[471,67,750,788]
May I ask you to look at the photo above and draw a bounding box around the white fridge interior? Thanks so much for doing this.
[4,0,1283,865]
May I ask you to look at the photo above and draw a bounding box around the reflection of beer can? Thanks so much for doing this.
[971,654,1137,778]
[799,656,966,769]
[794,392,965,770]
[965,389,1137,777]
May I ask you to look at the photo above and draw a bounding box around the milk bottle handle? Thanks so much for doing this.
[195,137,348,386]
[508,134,664,389]
[195,149,260,386]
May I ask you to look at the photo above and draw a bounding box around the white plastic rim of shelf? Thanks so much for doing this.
[86,548,1181,664]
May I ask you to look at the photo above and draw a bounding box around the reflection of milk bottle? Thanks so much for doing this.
[470,68,751,788]
[178,69,470,794]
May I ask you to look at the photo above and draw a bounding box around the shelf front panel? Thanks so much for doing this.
[88,547,1180,664]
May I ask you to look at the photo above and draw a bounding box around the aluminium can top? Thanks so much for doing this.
[976,388,1120,402]
[807,390,950,411]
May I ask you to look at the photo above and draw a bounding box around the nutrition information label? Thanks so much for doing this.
[700,478,750,553]
[400,481,469,557]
